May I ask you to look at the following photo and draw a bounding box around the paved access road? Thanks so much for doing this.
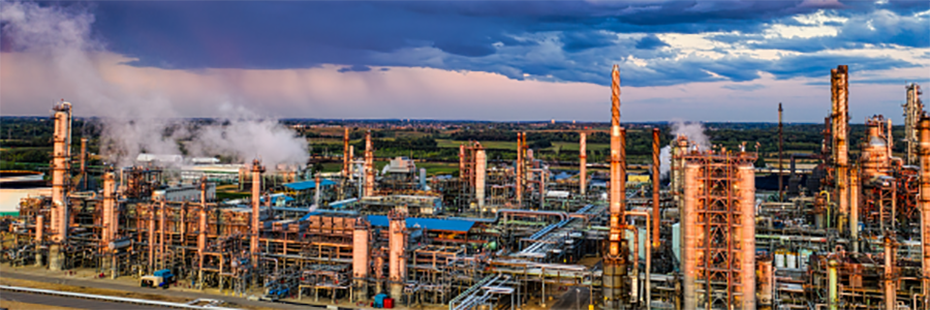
[0,290,168,310]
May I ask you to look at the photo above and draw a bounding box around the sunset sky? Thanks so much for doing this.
[1,0,928,122]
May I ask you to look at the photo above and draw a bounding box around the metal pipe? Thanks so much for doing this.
[626,211,652,310]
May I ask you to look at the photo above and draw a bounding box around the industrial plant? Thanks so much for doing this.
[3,64,930,310]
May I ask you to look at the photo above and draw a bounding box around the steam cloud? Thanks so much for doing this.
[1,1,308,169]
[659,120,711,177]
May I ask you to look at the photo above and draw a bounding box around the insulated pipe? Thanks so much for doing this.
[918,114,930,299]
[250,159,265,269]
[652,128,660,247]
[579,132,587,196]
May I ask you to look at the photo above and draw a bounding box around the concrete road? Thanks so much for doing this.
[0,290,168,310]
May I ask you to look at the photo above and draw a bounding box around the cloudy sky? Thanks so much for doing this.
[1,0,928,122]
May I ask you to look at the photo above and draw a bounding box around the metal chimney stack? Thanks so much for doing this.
[579,131,587,196]
[250,159,265,269]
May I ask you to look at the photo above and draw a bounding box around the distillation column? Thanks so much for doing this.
[738,161,757,309]
[682,163,699,310]
[353,218,370,301]
[388,211,407,299]
[101,172,117,277]
[919,114,930,302]
[49,101,72,271]
[198,178,209,289]
[476,145,487,211]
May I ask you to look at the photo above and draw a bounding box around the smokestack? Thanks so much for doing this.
[833,65,850,220]
[80,137,87,191]
[344,127,350,177]
[314,176,322,208]
[476,145,487,211]
[516,132,523,207]
[459,144,465,181]
[652,128,660,247]
[364,131,374,197]
[250,159,265,269]
[918,114,930,298]
[51,101,72,243]
[603,64,627,308]
[579,131,587,196]
[887,118,893,160]
[778,103,784,202]
[198,177,208,289]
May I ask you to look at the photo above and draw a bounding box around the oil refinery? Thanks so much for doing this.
[3,64,930,310]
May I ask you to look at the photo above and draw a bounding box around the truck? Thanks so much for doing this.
[140,269,175,289]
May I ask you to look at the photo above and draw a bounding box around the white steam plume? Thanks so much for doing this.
[1,1,308,169]
[659,120,711,177]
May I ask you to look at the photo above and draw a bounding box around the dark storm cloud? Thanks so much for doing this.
[79,0,928,87]
[635,34,669,50]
